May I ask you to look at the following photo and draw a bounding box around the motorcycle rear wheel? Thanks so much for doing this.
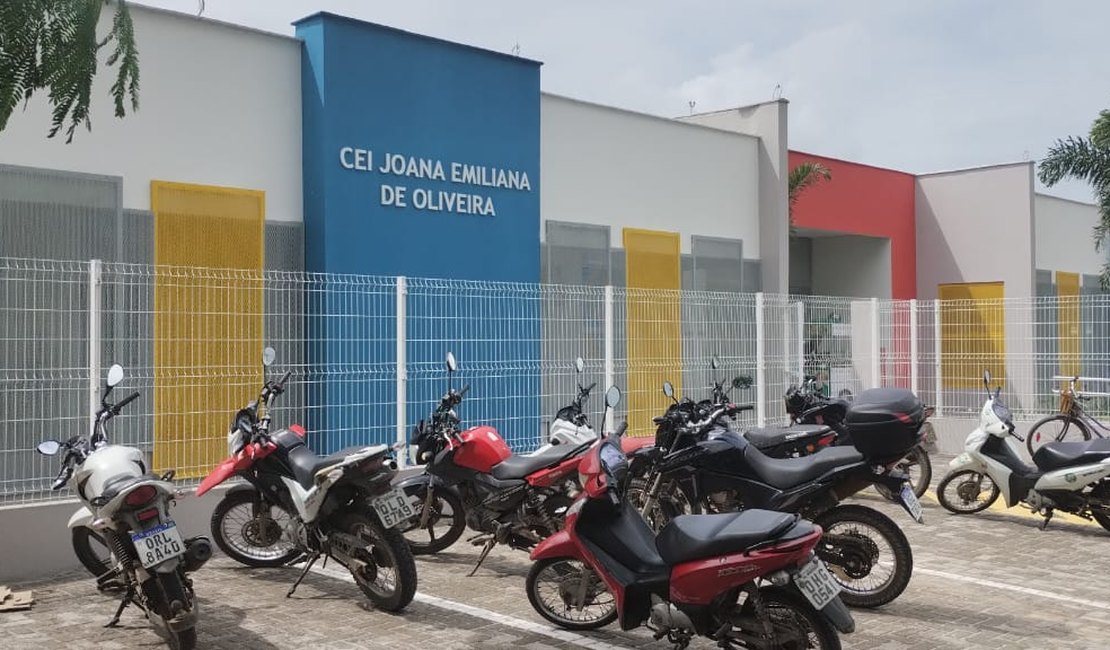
[814,505,912,609]
[141,571,197,650]
[898,445,932,498]
[736,586,841,650]
[339,511,417,612]
[526,557,618,630]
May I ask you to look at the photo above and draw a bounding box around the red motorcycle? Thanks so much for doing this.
[396,352,613,575]
[525,387,854,650]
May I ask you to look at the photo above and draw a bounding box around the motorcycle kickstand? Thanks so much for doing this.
[287,552,321,598]
[104,583,141,628]
[467,538,497,577]
[1039,508,1055,530]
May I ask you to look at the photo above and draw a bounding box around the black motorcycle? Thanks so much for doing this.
[742,375,934,498]
[626,382,926,609]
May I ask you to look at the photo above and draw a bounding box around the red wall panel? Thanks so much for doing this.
[789,151,917,299]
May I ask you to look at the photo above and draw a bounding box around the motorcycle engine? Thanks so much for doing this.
[707,490,741,512]
[284,517,310,548]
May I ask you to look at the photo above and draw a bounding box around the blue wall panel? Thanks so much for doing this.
[297,13,542,452]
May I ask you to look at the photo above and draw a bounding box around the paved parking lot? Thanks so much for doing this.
[5,468,1110,650]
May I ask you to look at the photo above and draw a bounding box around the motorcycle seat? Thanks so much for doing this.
[287,445,388,490]
[490,444,582,480]
[655,509,810,565]
[744,424,833,450]
[1032,438,1110,473]
[743,444,865,490]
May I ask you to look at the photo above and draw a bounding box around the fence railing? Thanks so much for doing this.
[2,256,1107,504]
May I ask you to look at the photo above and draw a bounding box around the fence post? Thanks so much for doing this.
[88,259,102,435]
[870,297,880,388]
[795,301,805,381]
[395,276,408,468]
[756,292,766,427]
[934,299,943,416]
[910,299,919,394]
[604,285,615,432]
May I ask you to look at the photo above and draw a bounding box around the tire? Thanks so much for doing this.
[525,557,618,631]
[339,511,417,612]
[937,470,999,514]
[210,490,301,568]
[140,571,197,650]
[173,627,197,650]
[738,586,842,650]
[399,485,466,555]
[814,504,913,609]
[1089,482,1110,532]
[72,525,113,579]
[1027,414,1090,457]
[898,445,933,498]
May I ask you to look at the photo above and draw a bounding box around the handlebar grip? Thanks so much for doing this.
[584,382,597,393]
[614,421,628,436]
[278,370,292,387]
[738,404,755,412]
[459,384,471,398]
[113,392,140,413]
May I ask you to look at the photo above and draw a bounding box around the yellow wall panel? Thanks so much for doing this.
[623,228,681,437]
[152,181,265,477]
[938,282,1005,388]
[1057,271,1081,378]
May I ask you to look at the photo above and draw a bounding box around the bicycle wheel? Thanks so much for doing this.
[1026,414,1090,457]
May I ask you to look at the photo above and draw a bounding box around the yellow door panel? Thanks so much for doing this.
[152,181,265,478]
[623,228,681,437]
[938,282,1005,389]
[1057,272,1080,378]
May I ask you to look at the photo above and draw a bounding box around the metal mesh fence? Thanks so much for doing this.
[5,255,1110,503]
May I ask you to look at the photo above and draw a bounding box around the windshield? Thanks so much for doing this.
[992,399,1012,425]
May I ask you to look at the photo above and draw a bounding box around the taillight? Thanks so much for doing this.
[290,424,306,437]
[137,507,160,522]
[125,485,158,507]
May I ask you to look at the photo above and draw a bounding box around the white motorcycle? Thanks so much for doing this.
[937,369,1110,531]
[37,363,210,650]
[531,356,599,455]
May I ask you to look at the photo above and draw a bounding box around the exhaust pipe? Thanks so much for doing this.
[183,536,212,573]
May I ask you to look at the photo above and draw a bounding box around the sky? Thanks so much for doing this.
[134,0,1110,202]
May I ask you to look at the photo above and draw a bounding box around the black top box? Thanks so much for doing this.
[844,387,926,462]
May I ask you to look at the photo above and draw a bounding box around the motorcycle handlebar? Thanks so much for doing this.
[277,370,292,389]
[614,421,628,437]
[112,392,140,414]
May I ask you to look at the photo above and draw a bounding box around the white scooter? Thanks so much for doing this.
[530,356,599,455]
[937,369,1110,532]
[38,363,211,650]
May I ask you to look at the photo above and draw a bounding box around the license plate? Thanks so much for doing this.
[793,556,841,610]
[130,520,185,568]
[371,487,418,529]
[901,484,924,523]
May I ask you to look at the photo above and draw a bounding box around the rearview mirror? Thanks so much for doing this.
[732,375,753,390]
[37,440,61,456]
[710,355,720,370]
[605,385,621,408]
[262,347,276,367]
[446,352,457,373]
[106,364,124,387]
[574,357,584,374]
[662,381,674,398]
[983,369,992,386]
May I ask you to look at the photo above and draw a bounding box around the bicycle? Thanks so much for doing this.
[1026,375,1110,456]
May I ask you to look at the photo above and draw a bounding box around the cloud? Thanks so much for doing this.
[132,0,1110,201]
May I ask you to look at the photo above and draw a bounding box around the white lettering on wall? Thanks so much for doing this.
[338,145,527,217]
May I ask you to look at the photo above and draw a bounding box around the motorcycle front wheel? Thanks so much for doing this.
[735,586,841,650]
[339,511,417,612]
[814,504,913,609]
[526,557,618,630]
[936,470,999,514]
[398,485,466,555]
[72,526,120,585]
[210,490,302,568]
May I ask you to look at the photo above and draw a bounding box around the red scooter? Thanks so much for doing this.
[525,386,854,650]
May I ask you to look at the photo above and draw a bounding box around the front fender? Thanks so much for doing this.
[67,506,94,530]
[530,529,581,562]
[947,451,984,473]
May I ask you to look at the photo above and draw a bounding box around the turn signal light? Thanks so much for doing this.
[125,485,158,507]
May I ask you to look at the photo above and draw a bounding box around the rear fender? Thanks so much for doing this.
[67,506,94,530]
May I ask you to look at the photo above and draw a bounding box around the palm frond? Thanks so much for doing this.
[788,162,832,234]
[1037,136,1110,190]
